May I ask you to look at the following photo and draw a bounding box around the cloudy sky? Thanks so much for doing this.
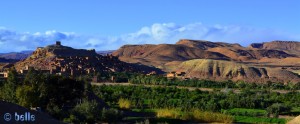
[0,0,299,52]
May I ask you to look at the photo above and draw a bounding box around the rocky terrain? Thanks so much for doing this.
[113,39,300,83]
[13,42,162,76]
[174,59,300,83]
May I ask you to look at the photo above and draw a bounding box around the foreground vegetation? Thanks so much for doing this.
[127,73,300,90]
[0,70,299,123]
[93,84,300,123]
[155,108,233,123]
[0,68,124,123]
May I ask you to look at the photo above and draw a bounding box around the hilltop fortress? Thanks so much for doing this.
[0,41,162,79]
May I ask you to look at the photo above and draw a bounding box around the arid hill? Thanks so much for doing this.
[113,39,299,66]
[0,57,18,63]
[249,40,300,56]
[14,42,162,76]
[113,39,300,83]
[173,59,300,83]
[113,43,230,68]
[249,40,300,51]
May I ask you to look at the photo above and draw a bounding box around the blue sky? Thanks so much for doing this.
[0,0,299,52]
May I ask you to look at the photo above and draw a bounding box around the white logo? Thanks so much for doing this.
[3,113,11,121]
[15,112,35,122]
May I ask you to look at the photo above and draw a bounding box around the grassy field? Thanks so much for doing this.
[132,108,233,123]
[234,116,286,124]
[224,108,268,117]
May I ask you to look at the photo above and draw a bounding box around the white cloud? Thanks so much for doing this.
[0,22,299,53]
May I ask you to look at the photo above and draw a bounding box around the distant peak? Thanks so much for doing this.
[176,39,211,44]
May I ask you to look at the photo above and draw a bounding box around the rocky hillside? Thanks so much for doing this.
[249,40,300,51]
[113,43,230,67]
[113,39,299,66]
[173,59,300,83]
[14,42,162,75]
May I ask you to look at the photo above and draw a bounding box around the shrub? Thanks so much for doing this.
[156,108,181,119]
[192,109,233,123]
[101,108,123,122]
[118,98,131,109]
[72,100,101,123]
[155,108,233,123]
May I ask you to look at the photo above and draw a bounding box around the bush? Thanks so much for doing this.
[156,108,181,119]
[71,100,101,123]
[267,103,291,118]
[155,108,233,123]
[118,98,131,109]
[101,108,123,122]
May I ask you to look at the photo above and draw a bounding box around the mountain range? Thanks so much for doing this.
[113,39,300,83]
[1,40,299,83]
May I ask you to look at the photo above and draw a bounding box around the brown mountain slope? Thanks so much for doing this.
[173,59,300,83]
[0,51,32,60]
[249,40,300,50]
[113,43,230,67]
[175,39,242,49]
[113,39,299,68]
[113,39,300,83]
[249,40,300,56]
[208,47,296,61]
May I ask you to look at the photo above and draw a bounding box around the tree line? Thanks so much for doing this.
[93,85,300,118]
